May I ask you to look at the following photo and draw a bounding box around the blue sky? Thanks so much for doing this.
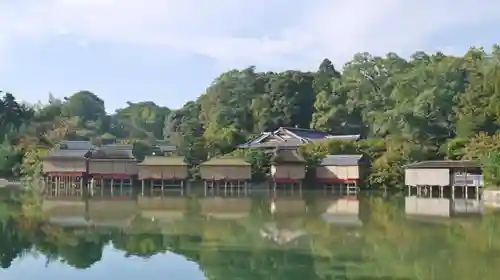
[0,0,499,112]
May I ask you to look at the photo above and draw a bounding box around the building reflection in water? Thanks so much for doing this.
[405,184,484,218]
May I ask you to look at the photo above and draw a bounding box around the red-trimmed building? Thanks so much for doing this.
[270,148,306,188]
[87,144,137,190]
[316,154,365,187]
[42,141,93,195]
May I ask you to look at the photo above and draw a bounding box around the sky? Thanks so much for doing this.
[0,0,499,113]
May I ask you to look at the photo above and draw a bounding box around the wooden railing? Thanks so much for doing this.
[452,174,484,186]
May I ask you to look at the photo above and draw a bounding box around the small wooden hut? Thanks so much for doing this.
[88,144,137,193]
[270,148,306,190]
[404,160,483,200]
[42,143,92,196]
[137,156,188,194]
[316,154,364,192]
[199,157,251,193]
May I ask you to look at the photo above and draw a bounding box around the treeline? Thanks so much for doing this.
[2,45,500,187]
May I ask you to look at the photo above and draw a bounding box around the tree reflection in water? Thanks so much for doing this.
[1,191,500,279]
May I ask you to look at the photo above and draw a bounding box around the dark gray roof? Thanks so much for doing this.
[403,160,480,169]
[238,140,302,149]
[90,146,134,159]
[282,127,332,139]
[238,127,360,149]
[45,149,90,159]
[58,140,93,150]
[325,134,361,141]
[319,154,363,166]
[102,144,134,150]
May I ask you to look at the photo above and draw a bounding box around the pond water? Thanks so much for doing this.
[1,187,500,279]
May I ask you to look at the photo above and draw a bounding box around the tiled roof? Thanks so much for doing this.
[138,156,187,166]
[58,140,93,150]
[44,149,90,159]
[201,157,250,166]
[90,146,134,159]
[325,134,361,141]
[102,144,134,150]
[319,154,363,166]
[403,160,480,169]
[271,149,305,164]
[238,140,302,149]
[238,127,360,148]
[282,127,332,139]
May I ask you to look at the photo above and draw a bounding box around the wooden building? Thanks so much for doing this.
[404,160,483,200]
[88,144,137,194]
[270,148,306,190]
[137,156,188,195]
[42,142,92,197]
[316,154,364,193]
[199,157,251,194]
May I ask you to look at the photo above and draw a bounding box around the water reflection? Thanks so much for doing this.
[1,186,500,279]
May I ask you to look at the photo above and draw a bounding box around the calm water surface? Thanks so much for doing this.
[1,187,500,279]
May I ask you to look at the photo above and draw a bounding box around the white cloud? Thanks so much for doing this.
[0,0,499,70]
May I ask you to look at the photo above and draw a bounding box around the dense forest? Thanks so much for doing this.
[2,45,500,187]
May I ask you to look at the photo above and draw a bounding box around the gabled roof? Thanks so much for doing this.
[58,140,93,150]
[279,127,331,140]
[238,127,360,149]
[271,149,305,164]
[102,144,134,150]
[43,148,91,159]
[403,160,480,169]
[319,154,364,166]
[138,156,187,166]
[200,157,250,166]
[90,145,134,159]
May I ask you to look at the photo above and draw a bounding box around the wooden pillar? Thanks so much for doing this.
[111,178,114,196]
[141,179,145,196]
[161,178,164,193]
[150,179,154,193]
[439,186,443,198]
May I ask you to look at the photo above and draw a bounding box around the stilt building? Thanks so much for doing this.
[137,156,188,195]
[200,157,251,195]
[404,160,483,201]
[270,148,306,191]
[42,141,93,197]
[316,154,364,193]
[88,144,137,195]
